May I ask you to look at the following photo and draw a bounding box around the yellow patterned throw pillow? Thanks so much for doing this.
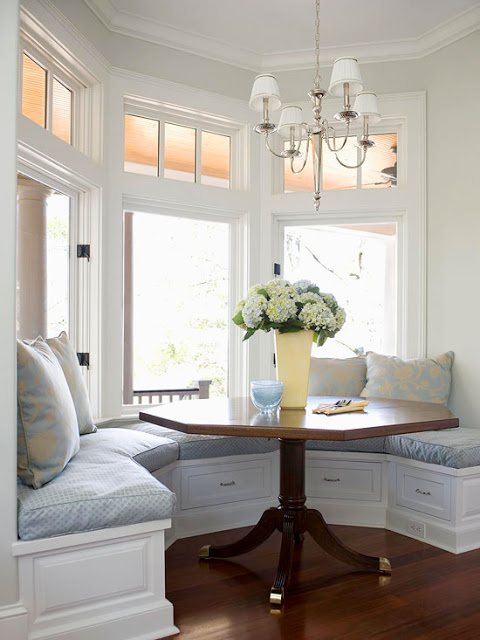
[17,339,80,488]
[308,356,366,397]
[361,351,454,405]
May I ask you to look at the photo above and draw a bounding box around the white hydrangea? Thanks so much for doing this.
[242,294,267,328]
[299,301,336,331]
[320,292,337,308]
[266,295,297,323]
[335,306,346,330]
[264,278,296,298]
[293,279,316,293]
[296,291,322,305]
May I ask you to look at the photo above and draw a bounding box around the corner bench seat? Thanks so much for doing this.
[385,427,480,468]
[17,428,178,540]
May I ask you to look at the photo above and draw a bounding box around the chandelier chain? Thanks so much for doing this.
[314,0,321,88]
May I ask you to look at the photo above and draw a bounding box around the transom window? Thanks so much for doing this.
[21,52,74,145]
[284,133,398,193]
[124,114,231,188]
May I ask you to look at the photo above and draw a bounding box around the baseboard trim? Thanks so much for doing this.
[0,603,28,640]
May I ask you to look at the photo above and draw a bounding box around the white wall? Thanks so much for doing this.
[423,32,480,426]
[31,2,480,428]
[0,0,22,627]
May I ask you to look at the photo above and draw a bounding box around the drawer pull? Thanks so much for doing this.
[415,488,431,496]
[323,477,341,482]
[220,481,236,487]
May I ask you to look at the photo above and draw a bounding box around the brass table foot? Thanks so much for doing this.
[379,557,392,574]
[199,544,211,559]
[270,587,284,606]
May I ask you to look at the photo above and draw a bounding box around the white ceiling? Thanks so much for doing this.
[85,0,480,70]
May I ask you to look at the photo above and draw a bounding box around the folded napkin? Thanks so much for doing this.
[313,400,369,415]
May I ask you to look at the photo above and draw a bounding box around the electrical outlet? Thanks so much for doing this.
[407,519,426,538]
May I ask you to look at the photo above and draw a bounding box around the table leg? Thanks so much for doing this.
[199,438,391,604]
[270,511,295,605]
[199,507,277,559]
[306,508,391,573]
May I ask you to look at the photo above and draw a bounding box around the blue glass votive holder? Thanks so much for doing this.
[250,380,284,414]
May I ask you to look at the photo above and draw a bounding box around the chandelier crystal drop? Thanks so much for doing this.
[249,0,381,211]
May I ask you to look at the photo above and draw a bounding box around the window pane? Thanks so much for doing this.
[361,133,398,189]
[17,177,70,340]
[22,53,46,128]
[322,137,358,191]
[164,123,196,183]
[123,212,229,405]
[51,78,72,144]
[284,139,313,193]
[124,114,159,176]
[201,131,230,188]
[284,222,397,357]
[46,193,70,336]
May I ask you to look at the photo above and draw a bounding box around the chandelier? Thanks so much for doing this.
[249,0,381,211]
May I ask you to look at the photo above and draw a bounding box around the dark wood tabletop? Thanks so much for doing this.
[139,395,459,441]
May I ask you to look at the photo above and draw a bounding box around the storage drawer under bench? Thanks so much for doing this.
[306,457,383,501]
[394,463,452,520]
[180,457,272,509]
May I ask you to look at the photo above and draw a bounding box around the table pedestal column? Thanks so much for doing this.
[200,439,391,605]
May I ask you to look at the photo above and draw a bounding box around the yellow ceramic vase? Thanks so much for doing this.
[274,329,313,410]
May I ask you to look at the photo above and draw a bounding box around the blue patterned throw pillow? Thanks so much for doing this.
[47,332,96,435]
[17,339,80,488]
[361,351,454,405]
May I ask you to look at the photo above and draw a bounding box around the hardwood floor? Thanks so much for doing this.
[164,524,480,639]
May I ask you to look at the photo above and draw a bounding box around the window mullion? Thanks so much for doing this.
[195,128,202,184]
[158,119,164,178]
[46,69,53,132]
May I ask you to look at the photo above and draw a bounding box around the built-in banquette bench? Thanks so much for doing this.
[15,341,480,640]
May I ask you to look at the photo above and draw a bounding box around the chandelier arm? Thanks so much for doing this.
[324,122,350,152]
[290,135,311,174]
[334,147,368,169]
[264,135,291,159]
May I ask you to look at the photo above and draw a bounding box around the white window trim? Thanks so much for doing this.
[19,8,105,161]
[120,196,248,415]
[254,92,426,380]
[17,144,103,418]
[275,211,403,359]
[123,96,247,191]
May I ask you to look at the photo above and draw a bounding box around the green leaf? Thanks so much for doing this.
[232,309,245,326]
[242,329,256,341]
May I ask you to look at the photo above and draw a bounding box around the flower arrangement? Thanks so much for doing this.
[233,278,346,346]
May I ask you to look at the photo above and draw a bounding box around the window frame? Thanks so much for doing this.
[123,97,243,190]
[278,215,401,358]
[120,197,247,415]
[19,42,81,147]
[280,121,403,195]
[17,147,103,418]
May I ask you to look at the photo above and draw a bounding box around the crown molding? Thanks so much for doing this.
[85,1,480,72]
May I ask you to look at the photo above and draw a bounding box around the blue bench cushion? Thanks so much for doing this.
[306,436,385,453]
[17,428,177,540]
[385,428,480,469]
[130,422,279,459]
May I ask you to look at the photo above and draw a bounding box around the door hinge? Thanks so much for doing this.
[273,352,276,367]
[273,263,281,276]
[77,244,90,260]
[77,352,90,369]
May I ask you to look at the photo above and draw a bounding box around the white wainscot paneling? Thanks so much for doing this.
[14,522,177,640]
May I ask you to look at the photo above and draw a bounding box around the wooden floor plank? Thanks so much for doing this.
[164,525,480,639]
